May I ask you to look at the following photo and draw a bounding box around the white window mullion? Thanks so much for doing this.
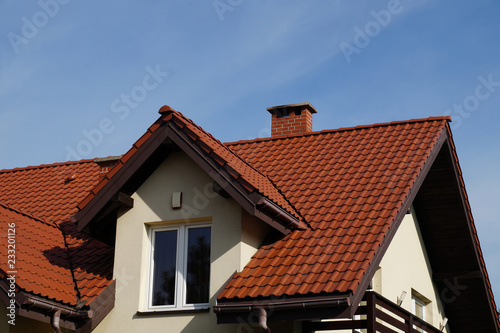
[147,229,156,308]
[176,226,186,308]
[183,225,191,307]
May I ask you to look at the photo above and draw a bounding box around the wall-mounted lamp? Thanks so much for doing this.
[172,192,182,209]
[397,291,407,306]
[440,317,448,331]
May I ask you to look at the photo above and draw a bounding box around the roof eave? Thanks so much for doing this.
[214,293,352,323]
[0,286,89,331]
[416,125,500,332]
[0,278,115,332]
[445,129,500,329]
[254,196,307,232]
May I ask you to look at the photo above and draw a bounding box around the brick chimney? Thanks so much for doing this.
[94,156,122,178]
[267,102,317,137]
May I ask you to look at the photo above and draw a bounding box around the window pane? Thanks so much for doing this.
[186,227,211,304]
[415,302,424,319]
[152,230,177,306]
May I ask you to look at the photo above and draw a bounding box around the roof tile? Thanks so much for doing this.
[218,117,448,300]
[0,160,113,306]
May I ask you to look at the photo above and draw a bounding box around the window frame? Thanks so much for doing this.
[411,293,428,333]
[412,296,426,320]
[147,223,212,311]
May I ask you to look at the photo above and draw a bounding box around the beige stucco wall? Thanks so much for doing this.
[377,206,450,332]
[92,152,276,333]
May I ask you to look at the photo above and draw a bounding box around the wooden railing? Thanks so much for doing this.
[304,291,443,333]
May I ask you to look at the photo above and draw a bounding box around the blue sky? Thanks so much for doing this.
[1,0,499,307]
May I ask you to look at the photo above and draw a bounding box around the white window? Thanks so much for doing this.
[412,295,427,332]
[148,224,211,310]
[413,297,425,319]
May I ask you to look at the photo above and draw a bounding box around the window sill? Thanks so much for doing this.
[136,307,210,316]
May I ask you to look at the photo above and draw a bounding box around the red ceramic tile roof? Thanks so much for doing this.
[0,160,99,222]
[0,160,113,305]
[78,108,305,225]
[218,117,450,300]
[0,202,76,304]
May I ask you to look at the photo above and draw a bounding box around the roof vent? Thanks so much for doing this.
[267,102,317,137]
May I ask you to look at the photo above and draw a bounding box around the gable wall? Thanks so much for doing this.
[377,206,450,332]
[91,152,268,332]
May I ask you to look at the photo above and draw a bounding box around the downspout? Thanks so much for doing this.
[258,308,271,333]
[52,309,62,333]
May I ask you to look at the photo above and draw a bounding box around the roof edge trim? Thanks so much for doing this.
[0,282,92,331]
[443,125,500,330]
[74,121,170,233]
[18,293,92,319]
[214,293,351,315]
[255,197,307,231]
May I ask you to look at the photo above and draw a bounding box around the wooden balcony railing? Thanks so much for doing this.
[304,291,443,333]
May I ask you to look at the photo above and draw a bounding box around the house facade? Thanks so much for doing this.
[1,103,499,332]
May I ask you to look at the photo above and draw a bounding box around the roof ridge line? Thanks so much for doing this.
[225,116,452,146]
[0,201,59,229]
[0,158,96,174]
